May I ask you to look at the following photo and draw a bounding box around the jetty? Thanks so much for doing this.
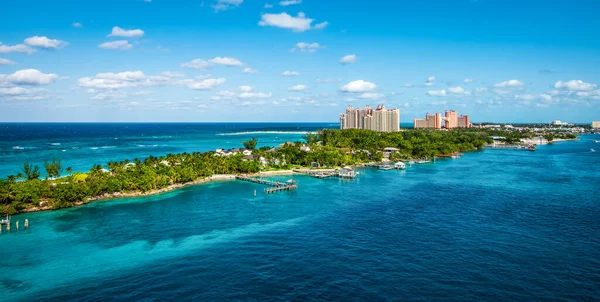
[236,175,298,194]
[293,168,357,179]
[485,144,535,151]
[0,215,10,226]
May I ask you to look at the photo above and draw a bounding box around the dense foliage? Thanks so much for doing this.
[0,128,572,215]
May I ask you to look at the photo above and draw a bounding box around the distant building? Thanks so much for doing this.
[552,120,571,126]
[340,104,400,132]
[592,121,600,129]
[414,110,471,129]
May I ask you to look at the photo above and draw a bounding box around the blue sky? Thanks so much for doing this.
[1,0,599,123]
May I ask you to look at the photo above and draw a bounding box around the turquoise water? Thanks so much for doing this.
[1,130,599,300]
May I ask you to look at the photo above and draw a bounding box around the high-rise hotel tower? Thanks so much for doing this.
[340,105,400,132]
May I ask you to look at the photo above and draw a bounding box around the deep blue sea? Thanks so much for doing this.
[1,124,599,301]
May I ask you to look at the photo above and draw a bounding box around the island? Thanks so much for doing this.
[0,127,581,215]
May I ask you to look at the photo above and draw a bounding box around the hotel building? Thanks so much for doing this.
[592,121,600,129]
[413,110,471,129]
[340,104,400,132]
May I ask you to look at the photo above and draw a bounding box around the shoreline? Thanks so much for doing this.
[19,171,299,215]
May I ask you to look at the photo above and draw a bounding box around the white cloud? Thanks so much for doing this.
[475,87,488,94]
[314,22,328,30]
[108,26,145,38]
[239,92,272,99]
[264,3,273,8]
[0,58,16,65]
[208,57,244,66]
[78,71,178,90]
[182,77,227,90]
[291,42,324,53]
[239,85,253,92]
[160,71,185,78]
[24,36,68,49]
[427,89,447,97]
[243,67,258,74]
[288,84,307,91]
[339,54,357,65]
[0,69,59,86]
[494,79,524,88]
[282,71,300,76]
[427,76,435,82]
[280,0,301,6]
[340,80,377,93]
[448,86,465,94]
[181,57,245,69]
[213,0,243,11]
[554,80,597,91]
[259,12,325,32]
[464,78,473,84]
[72,22,83,28]
[356,92,384,99]
[91,90,152,101]
[424,76,435,86]
[98,40,132,50]
[0,43,36,54]
[0,87,51,101]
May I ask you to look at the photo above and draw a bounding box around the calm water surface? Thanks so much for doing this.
[0,126,599,301]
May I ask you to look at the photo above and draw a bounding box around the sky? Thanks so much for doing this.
[0,0,599,123]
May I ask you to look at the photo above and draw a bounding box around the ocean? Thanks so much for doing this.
[0,124,599,301]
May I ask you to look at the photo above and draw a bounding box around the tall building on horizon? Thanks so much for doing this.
[340,105,400,132]
[414,110,471,129]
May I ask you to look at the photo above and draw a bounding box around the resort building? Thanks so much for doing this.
[340,105,400,132]
[592,121,600,129]
[413,110,471,129]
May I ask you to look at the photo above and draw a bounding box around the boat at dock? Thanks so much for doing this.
[0,215,10,225]
[394,162,406,169]
[379,164,394,170]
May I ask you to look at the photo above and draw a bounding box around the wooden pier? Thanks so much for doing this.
[293,168,357,179]
[236,175,298,194]
[485,144,535,151]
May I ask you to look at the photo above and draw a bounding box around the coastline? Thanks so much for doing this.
[19,171,299,215]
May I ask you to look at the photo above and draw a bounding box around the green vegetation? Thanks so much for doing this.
[0,127,573,215]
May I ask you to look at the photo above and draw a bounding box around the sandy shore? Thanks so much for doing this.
[20,174,238,214]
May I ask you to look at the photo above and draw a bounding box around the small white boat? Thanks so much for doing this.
[379,165,394,170]
[592,149,596,152]
[595,140,599,143]
[394,162,406,170]
[416,160,431,164]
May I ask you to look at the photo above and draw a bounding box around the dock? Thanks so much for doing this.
[293,168,357,179]
[485,144,535,151]
[236,175,298,194]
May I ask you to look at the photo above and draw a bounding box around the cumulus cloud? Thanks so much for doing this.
[464,78,473,84]
[0,87,51,101]
[0,69,59,86]
[314,21,328,30]
[282,71,300,76]
[259,12,325,32]
[181,77,227,90]
[448,86,465,94]
[427,89,447,97]
[355,92,384,99]
[239,85,253,92]
[24,36,68,49]
[0,43,36,54]
[78,71,178,90]
[181,57,245,69]
[98,40,133,50]
[554,80,597,91]
[0,58,16,65]
[291,42,324,53]
[239,92,272,99]
[288,84,308,91]
[213,0,243,11]
[72,22,83,28]
[494,79,524,88]
[242,67,258,74]
[339,54,357,65]
[108,26,145,38]
[428,76,435,82]
[280,0,301,6]
[423,76,435,87]
[340,80,377,93]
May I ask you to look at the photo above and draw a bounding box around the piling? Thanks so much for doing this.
[25,219,29,229]
[16,221,19,231]
[7,222,10,232]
